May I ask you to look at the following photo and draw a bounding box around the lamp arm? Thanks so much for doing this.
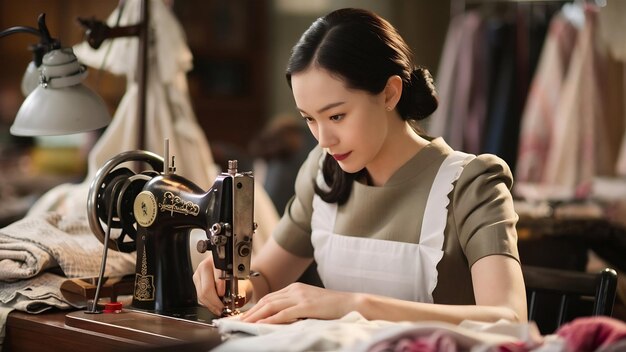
[0,14,61,67]
[77,17,141,50]
[0,26,41,39]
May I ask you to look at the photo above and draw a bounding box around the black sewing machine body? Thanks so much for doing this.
[87,151,254,319]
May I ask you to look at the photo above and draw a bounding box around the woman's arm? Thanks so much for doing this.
[241,254,527,324]
[353,254,527,324]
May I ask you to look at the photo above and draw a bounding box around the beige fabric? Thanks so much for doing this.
[0,212,135,281]
[0,212,136,342]
[541,7,622,198]
[273,138,519,304]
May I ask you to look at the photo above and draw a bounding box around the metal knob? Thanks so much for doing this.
[196,240,209,253]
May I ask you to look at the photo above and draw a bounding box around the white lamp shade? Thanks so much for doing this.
[10,84,111,136]
[10,47,111,136]
[21,61,40,97]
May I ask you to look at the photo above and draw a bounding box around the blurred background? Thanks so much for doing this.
[2,0,626,273]
[0,0,451,224]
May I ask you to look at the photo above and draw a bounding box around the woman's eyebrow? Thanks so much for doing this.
[298,101,346,115]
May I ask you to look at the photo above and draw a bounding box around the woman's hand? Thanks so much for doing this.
[192,255,226,316]
[240,282,357,324]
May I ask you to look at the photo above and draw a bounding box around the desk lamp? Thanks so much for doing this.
[1,13,111,136]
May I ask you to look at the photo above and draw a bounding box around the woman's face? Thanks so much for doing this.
[291,66,389,173]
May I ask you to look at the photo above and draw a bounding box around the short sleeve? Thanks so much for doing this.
[271,146,323,257]
[451,154,520,267]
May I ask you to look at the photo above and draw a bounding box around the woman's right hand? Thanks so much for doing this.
[193,255,226,316]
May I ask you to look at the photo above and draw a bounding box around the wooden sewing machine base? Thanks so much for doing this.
[5,308,222,351]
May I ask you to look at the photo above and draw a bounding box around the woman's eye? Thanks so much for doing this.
[330,114,344,121]
[302,116,313,123]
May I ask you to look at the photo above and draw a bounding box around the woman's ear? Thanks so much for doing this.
[384,75,403,111]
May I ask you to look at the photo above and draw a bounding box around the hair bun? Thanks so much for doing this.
[410,67,438,119]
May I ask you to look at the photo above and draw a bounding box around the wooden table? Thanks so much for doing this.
[517,216,626,272]
[5,309,222,351]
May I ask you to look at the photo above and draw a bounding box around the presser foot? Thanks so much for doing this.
[221,294,246,317]
[220,307,239,317]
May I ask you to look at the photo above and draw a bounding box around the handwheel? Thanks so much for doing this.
[87,150,164,252]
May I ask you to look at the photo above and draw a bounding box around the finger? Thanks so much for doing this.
[241,295,293,323]
[242,286,290,315]
[240,290,278,319]
[193,259,224,315]
[256,306,301,324]
[196,276,223,315]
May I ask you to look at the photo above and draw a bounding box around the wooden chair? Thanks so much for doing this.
[522,265,618,334]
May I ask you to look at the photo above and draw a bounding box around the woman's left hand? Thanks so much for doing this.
[240,282,357,324]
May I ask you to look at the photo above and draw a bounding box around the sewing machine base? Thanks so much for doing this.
[126,305,217,326]
[64,308,221,350]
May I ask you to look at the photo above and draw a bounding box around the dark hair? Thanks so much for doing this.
[286,8,438,204]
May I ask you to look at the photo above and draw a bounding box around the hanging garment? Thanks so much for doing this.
[427,14,465,144]
[428,12,488,155]
[310,151,475,303]
[515,13,579,187]
[542,5,620,199]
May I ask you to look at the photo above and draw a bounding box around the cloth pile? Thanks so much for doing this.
[212,312,626,352]
[0,212,135,348]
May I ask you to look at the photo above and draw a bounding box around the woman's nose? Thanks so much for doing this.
[316,125,337,148]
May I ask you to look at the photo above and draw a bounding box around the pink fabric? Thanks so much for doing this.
[515,14,578,184]
[542,6,604,197]
[463,16,488,155]
[368,330,461,352]
[449,12,484,152]
[429,11,486,154]
[557,316,626,351]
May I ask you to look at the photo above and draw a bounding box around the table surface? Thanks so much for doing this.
[5,308,223,352]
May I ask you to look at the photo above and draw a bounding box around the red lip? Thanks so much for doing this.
[332,152,351,161]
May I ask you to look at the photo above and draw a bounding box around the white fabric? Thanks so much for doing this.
[212,311,553,352]
[310,151,474,303]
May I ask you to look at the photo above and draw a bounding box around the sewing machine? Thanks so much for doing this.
[86,146,255,321]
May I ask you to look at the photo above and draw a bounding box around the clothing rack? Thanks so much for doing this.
[451,0,605,17]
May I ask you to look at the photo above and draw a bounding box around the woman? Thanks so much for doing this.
[194,7,527,325]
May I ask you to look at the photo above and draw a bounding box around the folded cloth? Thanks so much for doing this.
[0,272,85,352]
[0,272,81,311]
[0,212,135,282]
[212,312,548,352]
[0,212,136,351]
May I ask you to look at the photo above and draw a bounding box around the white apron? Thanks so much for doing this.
[310,151,475,303]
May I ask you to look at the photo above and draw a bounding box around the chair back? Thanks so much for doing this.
[522,265,618,334]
